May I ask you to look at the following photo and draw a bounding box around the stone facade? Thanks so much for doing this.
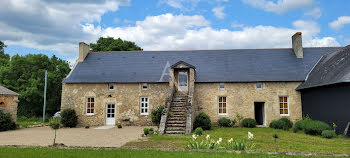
[61,83,168,126]
[62,81,302,127]
[0,95,19,122]
[193,82,303,125]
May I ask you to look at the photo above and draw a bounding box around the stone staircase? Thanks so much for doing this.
[165,94,188,135]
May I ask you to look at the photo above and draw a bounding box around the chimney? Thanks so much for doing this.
[78,42,90,62]
[292,32,303,58]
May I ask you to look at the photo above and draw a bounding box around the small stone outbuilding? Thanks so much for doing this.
[0,86,19,122]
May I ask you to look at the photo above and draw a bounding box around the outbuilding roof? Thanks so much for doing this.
[0,86,19,96]
[297,46,350,90]
[63,47,340,83]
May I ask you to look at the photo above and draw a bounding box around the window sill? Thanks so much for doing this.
[86,113,95,116]
[218,113,228,116]
[140,113,148,116]
[280,114,289,116]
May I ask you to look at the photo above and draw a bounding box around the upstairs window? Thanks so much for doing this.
[86,97,95,115]
[256,83,263,90]
[142,83,148,90]
[218,96,227,115]
[140,97,149,115]
[108,83,114,90]
[279,96,289,116]
[219,83,225,90]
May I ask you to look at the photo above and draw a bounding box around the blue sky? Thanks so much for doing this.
[2,0,350,65]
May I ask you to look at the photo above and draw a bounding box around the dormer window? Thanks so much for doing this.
[219,83,225,90]
[142,83,148,90]
[108,83,114,90]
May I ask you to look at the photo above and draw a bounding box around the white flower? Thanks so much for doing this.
[216,140,220,144]
[228,138,233,143]
[248,132,254,140]
[192,134,197,140]
[206,135,210,140]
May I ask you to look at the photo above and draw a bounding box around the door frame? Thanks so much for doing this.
[254,102,265,126]
[105,103,116,125]
[178,71,188,92]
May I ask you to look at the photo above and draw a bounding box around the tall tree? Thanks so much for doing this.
[90,37,143,52]
[0,41,10,67]
[0,53,71,118]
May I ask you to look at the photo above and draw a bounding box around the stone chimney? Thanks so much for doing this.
[292,32,303,58]
[78,42,90,62]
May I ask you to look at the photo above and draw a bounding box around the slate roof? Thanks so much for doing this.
[63,47,340,83]
[0,86,19,96]
[297,46,350,90]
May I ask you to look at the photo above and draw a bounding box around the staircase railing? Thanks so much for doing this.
[185,81,195,134]
[158,86,175,135]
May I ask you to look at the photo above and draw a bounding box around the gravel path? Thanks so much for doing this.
[0,126,150,147]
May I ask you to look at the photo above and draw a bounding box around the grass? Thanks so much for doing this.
[0,147,347,158]
[124,127,350,154]
[16,117,47,128]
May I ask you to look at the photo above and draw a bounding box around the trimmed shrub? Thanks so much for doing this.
[304,120,331,136]
[118,124,122,128]
[194,127,203,136]
[61,109,78,128]
[0,110,16,131]
[241,118,256,128]
[85,125,90,129]
[144,128,150,135]
[322,130,336,139]
[231,119,237,127]
[218,118,231,127]
[193,112,212,130]
[151,106,164,125]
[269,118,293,130]
[149,128,154,134]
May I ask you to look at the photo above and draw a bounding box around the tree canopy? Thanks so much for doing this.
[0,41,10,67]
[0,41,71,118]
[90,37,143,52]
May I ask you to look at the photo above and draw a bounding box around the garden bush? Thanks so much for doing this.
[322,130,336,139]
[294,119,309,131]
[118,124,122,128]
[269,117,293,130]
[193,112,212,130]
[144,128,150,135]
[61,109,78,127]
[231,119,237,127]
[241,118,256,128]
[0,110,16,131]
[218,118,231,127]
[194,127,203,136]
[151,106,164,125]
[303,120,331,136]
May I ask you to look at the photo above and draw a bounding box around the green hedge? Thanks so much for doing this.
[269,117,293,130]
[193,112,212,130]
[61,109,78,127]
[241,118,256,128]
[218,118,231,127]
[0,110,16,131]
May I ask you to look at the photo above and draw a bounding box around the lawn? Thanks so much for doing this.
[0,147,347,158]
[16,117,47,128]
[124,127,350,154]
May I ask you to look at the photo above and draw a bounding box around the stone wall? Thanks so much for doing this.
[193,82,302,126]
[61,83,168,126]
[0,95,19,122]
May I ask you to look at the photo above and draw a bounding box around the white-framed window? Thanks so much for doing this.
[108,83,114,90]
[142,83,148,90]
[140,97,149,115]
[86,97,95,115]
[279,96,289,116]
[256,83,263,90]
[219,83,225,90]
[218,96,227,115]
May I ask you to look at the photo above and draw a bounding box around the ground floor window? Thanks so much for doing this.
[140,97,148,115]
[86,97,94,115]
[218,96,227,115]
[279,96,289,116]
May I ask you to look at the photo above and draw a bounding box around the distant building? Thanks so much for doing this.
[0,86,19,122]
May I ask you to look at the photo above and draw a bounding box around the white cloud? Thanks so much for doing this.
[329,16,350,30]
[86,14,339,51]
[242,0,314,14]
[212,6,225,19]
[159,0,200,11]
[0,0,129,55]
[231,21,245,28]
[304,7,322,19]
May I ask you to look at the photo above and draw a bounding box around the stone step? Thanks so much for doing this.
[172,114,185,117]
[167,124,186,127]
[167,117,186,121]
[165,130,185,135]
[172,112,186,115]
[167,120,186,124]
[166,127,186,131]
[171,109,186,113]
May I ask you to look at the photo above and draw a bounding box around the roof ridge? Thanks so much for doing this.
[89,46,343,54]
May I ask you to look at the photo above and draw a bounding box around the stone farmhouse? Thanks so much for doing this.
[0,86,19,122]
[61,32,342,135]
